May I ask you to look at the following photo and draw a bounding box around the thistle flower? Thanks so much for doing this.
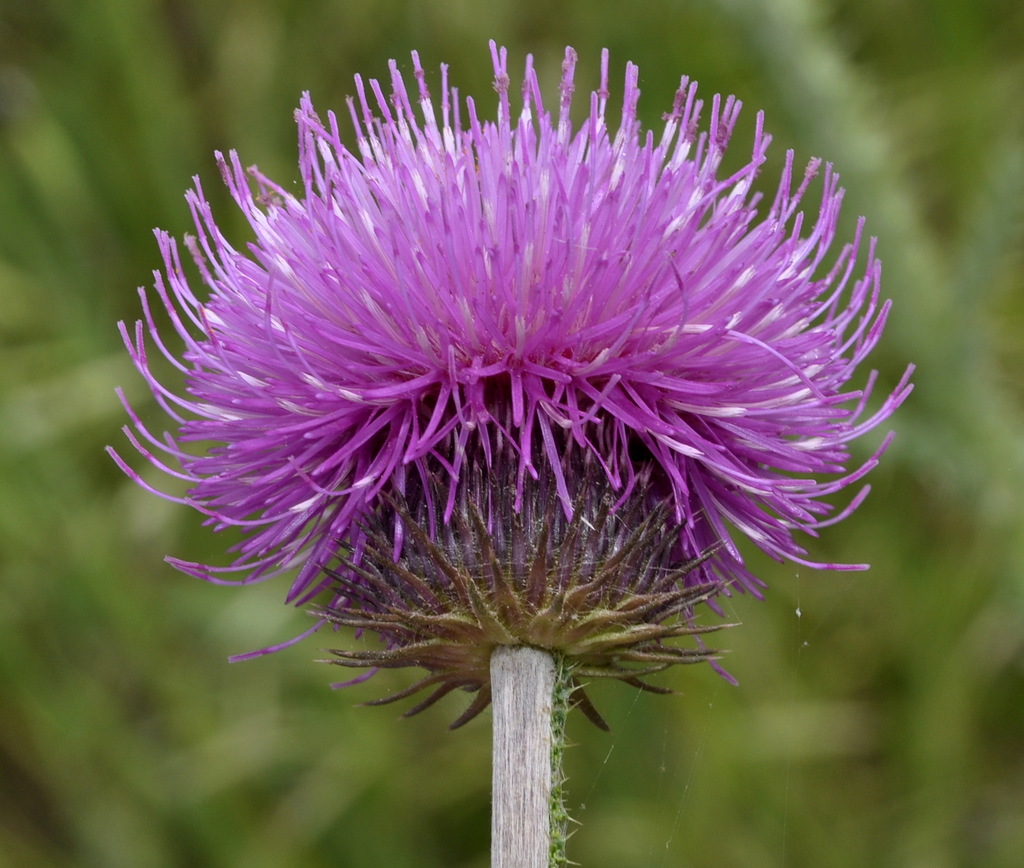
[111,43,912,722]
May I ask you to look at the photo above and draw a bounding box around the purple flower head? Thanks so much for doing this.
[111,43,911,714]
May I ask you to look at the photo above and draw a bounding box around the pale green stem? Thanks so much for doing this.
[548,651,574,867]
[490,646,576,868]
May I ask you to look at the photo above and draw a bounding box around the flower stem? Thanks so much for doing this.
[491,645,556,868]
[548,652,574,867]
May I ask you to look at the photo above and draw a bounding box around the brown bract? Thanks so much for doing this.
[314,444,733,729]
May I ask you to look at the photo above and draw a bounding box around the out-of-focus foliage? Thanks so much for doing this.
[1,1,1022,865]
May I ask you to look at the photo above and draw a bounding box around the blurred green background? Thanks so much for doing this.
[2,0,1022,865]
